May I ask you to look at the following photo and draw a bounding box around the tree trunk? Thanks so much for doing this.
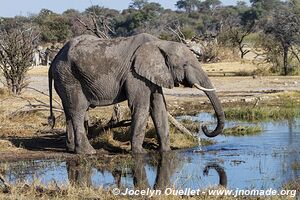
[283,45,289,75]
[167,113,197,139]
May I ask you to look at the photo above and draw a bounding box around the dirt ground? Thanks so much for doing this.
[0,62,300,161]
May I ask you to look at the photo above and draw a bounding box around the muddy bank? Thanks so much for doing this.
[1,90,300,160]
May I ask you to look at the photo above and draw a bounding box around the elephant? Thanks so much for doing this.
[132,152,180,190]
[48,33,225,155]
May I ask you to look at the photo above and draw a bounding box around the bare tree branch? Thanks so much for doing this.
[0,26,39,94]
[0,173,11,192]
[25,86,62,109]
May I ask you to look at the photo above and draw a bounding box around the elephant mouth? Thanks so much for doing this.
[179,78,215,92]
[179,78,194,88]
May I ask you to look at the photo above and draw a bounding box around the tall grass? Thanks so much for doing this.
[225,93,300,121]
[225,106,300,121]
[223,125,262,136]
[0,182,296,200]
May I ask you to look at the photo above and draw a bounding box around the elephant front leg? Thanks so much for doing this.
[130,106,149,154]
[126,73,151,154]
[150,91,171,152]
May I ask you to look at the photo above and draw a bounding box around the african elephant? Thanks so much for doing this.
[48,33,225,155]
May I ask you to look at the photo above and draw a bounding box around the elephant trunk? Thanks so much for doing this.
[193,84,225,138]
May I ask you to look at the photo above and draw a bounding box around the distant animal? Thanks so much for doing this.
[48,33,225,154]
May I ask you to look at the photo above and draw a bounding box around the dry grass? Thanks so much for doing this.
[0,140,21,152]
[27,66,49,76]
[0,88,11,98]
[0,86,202,153]
[0,85,68,137]
[283,177,300,199]
[0,182,296,200]
[203,61,258,76]
[90,121,200,153]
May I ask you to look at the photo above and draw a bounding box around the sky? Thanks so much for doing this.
[0,0,247,17]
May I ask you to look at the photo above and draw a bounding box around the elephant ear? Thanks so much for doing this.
[132,43,174,89]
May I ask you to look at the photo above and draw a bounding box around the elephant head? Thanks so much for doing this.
[132,40,225,137]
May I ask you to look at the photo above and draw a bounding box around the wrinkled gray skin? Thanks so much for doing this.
[49,33,225,155]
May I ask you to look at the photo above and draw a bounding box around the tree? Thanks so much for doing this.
[129,0,149,10]
[198,0,222,12]
[250,0,281,16]
[34,9,72,43]
[219,7,256,59]
[264,6,300,75]
[114,2,163,36]
[0,23,39,94]
[175,0,200,13]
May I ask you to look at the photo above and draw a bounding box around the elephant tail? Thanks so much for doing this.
[48,66,55,129]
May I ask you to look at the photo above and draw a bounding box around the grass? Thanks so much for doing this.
[180,119,201,133]
[0,88,11,98]
[203,61,257,76]
[283,177,300,197]
[291,161,300,171]
[223,126,262,136]
[90,118,202,153]
[0,140,21,152]
[0,182,296,200]
[27,66,49,76]
[200,138,216,146]
[225,106,300,122]
[225,92,300,122]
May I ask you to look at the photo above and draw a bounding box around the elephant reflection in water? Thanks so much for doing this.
[132,154,228,190]
[65,153,179,189]
[203,163,227,187]
[66,154,227,189]
[67,159,92,187]
[132,152,177,190]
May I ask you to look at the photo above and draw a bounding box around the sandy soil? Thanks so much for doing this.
[26,65,300,98]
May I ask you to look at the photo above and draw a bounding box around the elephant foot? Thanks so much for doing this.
[75,141,96,155]
[132,148,147,154]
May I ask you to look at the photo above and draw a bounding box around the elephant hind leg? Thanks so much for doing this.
[84,111,89,135]
[65,110,89,153]
[150,90,171,152]
[65,91,95,155]
[66,116,75,152]
[71,113,96,155]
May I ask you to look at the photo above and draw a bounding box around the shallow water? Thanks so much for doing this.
[2,113,300,191]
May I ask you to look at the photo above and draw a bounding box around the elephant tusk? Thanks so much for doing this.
[193,83,216,92]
